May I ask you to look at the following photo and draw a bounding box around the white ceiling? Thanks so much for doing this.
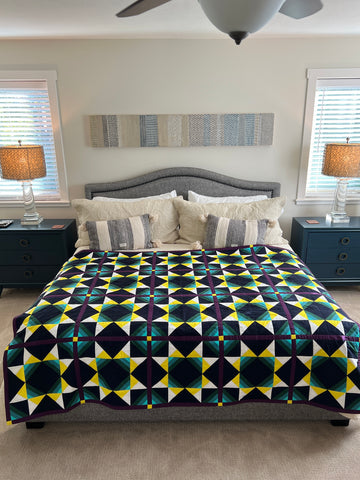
[1,0,360,40]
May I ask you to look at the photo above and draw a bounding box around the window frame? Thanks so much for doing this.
[296,67,360,205]
[0,70,69,206]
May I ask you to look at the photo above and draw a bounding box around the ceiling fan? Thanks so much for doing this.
[116,0,324,45]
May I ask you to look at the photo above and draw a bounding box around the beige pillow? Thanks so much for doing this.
[173,197,288,246]
[72,197,182,248]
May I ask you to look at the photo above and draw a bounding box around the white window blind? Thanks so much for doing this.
[307,78,360,195]
[0,71,68,204]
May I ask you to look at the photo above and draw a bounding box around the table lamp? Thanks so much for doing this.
[0,141,46,225]
[322,138,360,223]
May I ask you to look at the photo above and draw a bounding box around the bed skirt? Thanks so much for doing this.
[27,402,345,424]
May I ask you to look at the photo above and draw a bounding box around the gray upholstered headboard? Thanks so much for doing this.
[85,167,280,200]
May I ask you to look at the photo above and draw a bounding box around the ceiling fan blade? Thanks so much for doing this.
[279,0,323,19]
[116,0,172,17]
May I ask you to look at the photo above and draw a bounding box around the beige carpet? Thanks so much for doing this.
[1,286,360,480]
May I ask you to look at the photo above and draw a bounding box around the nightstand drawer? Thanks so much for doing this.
[0,250,64,266]
[307,231,360,249]
[308,263,360,280]
[0,265,61,285]
[0,233,63,252]
[306,246,360,264]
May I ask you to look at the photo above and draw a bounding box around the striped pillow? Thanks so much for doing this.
[86,214,153,250]
[204,215,268,248]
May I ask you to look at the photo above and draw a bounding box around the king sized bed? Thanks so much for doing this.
[3,167,360,428]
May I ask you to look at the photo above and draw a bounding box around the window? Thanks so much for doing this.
[0,70,69,205]
[297,68,360,204]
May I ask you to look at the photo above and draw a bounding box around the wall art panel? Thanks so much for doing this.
[88,113,274,148]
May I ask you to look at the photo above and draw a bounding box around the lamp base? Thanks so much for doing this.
[21,180,43,226]
[326,212,350,224]
[327,178,351,224]
[21,213,43,226]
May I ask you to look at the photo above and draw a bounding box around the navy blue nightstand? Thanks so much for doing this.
[290,217,360,285]
[0,219,77,294]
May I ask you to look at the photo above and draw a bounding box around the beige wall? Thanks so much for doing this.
[1,37,360,239]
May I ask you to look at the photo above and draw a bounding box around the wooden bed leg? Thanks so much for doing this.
[330,419,350,427]
[26,422,45,429]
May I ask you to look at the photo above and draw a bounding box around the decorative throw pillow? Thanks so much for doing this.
[86,214,153,250]
[204,215,268,248]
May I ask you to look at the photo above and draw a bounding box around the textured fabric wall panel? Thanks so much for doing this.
[88,114,274,148]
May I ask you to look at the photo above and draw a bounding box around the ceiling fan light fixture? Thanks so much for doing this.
[197,0,286,44]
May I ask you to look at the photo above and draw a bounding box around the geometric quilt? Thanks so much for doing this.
[3,245,360,424]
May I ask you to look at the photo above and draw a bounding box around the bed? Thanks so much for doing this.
[3,167,360,428]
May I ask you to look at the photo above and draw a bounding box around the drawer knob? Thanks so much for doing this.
[338,252,348,261]
[19,239,29,248]
[341,237,350,245]
[336,267,346,276]
[24,270,33,279]
[22,254,32,263]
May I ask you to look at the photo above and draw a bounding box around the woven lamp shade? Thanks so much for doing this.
[322,143,360,178]
[0,144,46,180]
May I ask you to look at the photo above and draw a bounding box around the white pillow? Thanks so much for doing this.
[188,190,268,204]
[93,190,177,202]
